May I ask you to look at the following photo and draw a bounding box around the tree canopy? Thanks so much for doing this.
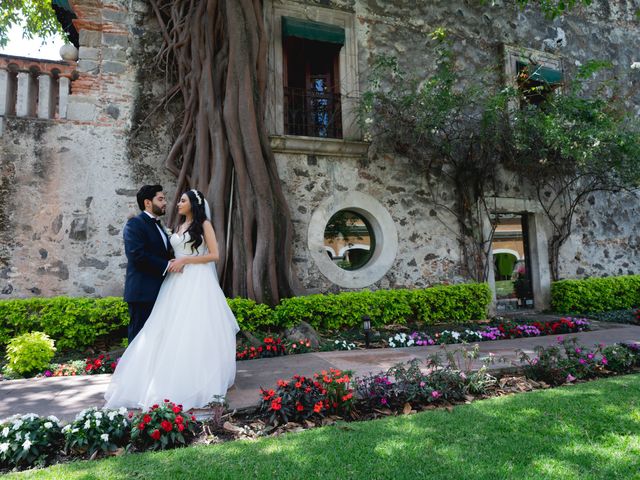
[0,0,64,48]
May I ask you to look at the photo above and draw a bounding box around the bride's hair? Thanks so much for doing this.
[180,189,207,252]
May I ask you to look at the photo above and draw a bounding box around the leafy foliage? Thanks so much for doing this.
[4,331,55,377]
[0,0,64,47]
[130,400,198,451]
[62,407,130,457]
[0,413,63,469]
[551,275,640,313]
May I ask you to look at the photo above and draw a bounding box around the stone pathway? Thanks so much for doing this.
[0,324,638,422]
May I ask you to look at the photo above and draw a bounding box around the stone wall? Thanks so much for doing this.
[0,0,638,302]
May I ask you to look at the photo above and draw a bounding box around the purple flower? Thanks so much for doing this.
[601,356,608,365]
[587,353,594,360]
[557,336,564,343]
[579,359,586,365]
[566,374,576,383]
[575,348,582,354]
[380,398,388,405]
[44,370,52,377]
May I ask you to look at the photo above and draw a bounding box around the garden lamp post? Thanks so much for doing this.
[362,315,371,349]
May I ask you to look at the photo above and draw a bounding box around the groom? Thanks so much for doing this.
[123,185,175,343]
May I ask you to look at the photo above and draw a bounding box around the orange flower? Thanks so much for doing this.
[313,402,323,413]
[323,375,332,383]
[342,393,353,401]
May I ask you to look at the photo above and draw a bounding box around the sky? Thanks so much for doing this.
[0,23,65,60]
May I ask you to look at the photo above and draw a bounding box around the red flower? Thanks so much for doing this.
[270,398,282,411]
[110,362,117,369]
[161,420,173,432]
[151,429,161,440]
[143,414,152,424]
[342,393,353,401]
[95,359,102,367]
[295,382,302,388]
[138,422,145,430]
[175,415,184,424]
[177,423,185,432]
[128,412,134,419]
[313,402,323,413]
[296,402,304,412]
[164,399,170,403]
[191,415,196,422]
[98,354,105,360]
[173,406,182,414]
[151,404,159,410]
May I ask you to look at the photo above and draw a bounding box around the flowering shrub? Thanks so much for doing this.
[62,407,130,456]
[286,338,313,354]
[0,414,62,468]
[600,344,640,373]
[409,332,435,346]
[43,360,86,377]
[4,332,56,377]
[259,369,353,425]
[520,339,611,385]
[355,373,398,408]
[387,332,415,348]
[85,354,119,375]
[130,400,198,451]
[332,339,356,351]
[236,337,286,361]
[435,329,483,344]
[533,317,590,335]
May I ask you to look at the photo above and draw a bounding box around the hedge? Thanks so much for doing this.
[273,283,492,331]
[551,275,640,314]
[0,283,492,350]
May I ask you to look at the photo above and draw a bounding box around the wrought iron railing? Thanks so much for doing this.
[284,86,342,139]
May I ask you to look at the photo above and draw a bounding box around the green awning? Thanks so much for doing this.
[282,16,345,45]
[517,61,563,84]
[52,0,74,12]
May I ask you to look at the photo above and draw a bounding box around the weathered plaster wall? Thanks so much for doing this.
[1,0,638,300]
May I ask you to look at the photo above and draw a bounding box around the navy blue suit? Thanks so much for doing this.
[123,212,173,342]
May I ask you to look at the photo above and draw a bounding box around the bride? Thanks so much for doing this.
[104,189,239,410]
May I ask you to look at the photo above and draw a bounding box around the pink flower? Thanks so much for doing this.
[575,348,581,354]
[557,336,564,343]
[566,374,576,383]
[431,390,442,399]
[587,353,594,360]
[579,359,586,365]
[601,356,608,365]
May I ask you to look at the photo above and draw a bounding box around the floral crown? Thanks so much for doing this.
[191,189,203,205]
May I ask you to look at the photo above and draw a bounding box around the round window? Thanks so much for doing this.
[323,210,376,270]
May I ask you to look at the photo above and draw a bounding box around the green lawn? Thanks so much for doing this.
[11,375,640,480]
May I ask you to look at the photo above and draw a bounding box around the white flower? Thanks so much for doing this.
[47,415,60,423]
[631,61,640,70]
[122,420,127,427]
[22,439,32,451]
[118,407,128,416]
[0,442,9,453]
[44,422,53,429]
[2,427,8,437]
[14,432,21,441]
[365,117,373,124]
[12,420,23,430]
[72,428,79,434]
[84,420,91,429]
[94,411,103,420]
[100,434,109,442]
[22,414,38,421]
[107,411,117,421]
[95,420,101,427]
[62,425,71,433]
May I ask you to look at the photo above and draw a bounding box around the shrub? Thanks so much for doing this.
[274,283,491,331]
[4,332,56,377]
[259,369,354,425]
[130,400,198,451]
[226,297,277,331]
[62,407,130,456]
[44,360,86,377]
[0,297,129,351]
[84,354,119,375]
[551,275,640,314]
[0,414,63,469]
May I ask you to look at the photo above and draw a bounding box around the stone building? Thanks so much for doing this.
[0,0,638,310]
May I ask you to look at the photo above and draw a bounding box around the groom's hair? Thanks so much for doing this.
[136,185,163,211]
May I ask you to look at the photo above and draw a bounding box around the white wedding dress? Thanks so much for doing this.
[104,232,240,410]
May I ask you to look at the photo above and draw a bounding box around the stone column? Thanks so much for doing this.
[0,69,9,116]
[16,72,34,117]
[58,77,70,119]
[37,74,54,119]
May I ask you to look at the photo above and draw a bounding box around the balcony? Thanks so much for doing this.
[0,54,77,121]
[284,86,342,139]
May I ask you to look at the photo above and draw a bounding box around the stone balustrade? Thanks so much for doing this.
[0,54,77,120]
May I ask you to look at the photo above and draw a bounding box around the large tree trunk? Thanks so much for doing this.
[149,0,303,304]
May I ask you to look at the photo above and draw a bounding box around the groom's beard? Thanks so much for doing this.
[152,204,165,216]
